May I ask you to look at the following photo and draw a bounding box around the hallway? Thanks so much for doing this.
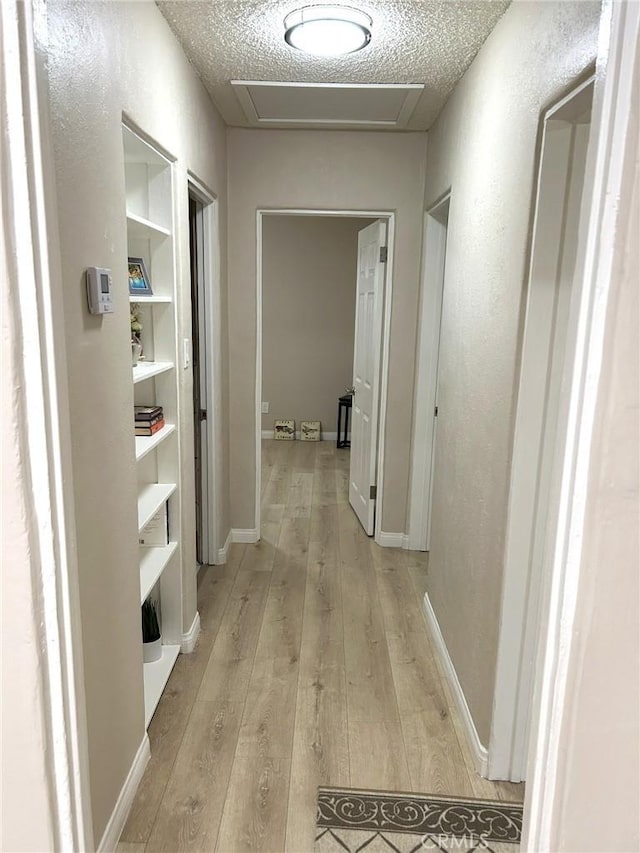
[120,441,522,852]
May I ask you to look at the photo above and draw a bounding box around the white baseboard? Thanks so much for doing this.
[97,733,150,852]
[216,529,232,564]
[261,430,339,441]
[422,592,489,776]
[181,610,201,654]
[232,527,259,544]
[377,531,408,549]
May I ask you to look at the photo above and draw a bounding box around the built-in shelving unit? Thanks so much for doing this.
[135,423,176,462]
[143,645,180,728]
[132,360,174,384]
[123,124,183,730]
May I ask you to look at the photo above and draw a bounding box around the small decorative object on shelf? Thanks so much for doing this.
[139,503,169,547]
[274,419,295,440]
[128,257,153,296]
[135,405,164,435]
[301,421,321,441]
[131,303,144,365]
[141,598,162,663]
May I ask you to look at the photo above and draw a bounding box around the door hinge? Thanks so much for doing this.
[370,485,377,500]
[379,246,388,263]
[434,405,438,417]
[199,409,207,421]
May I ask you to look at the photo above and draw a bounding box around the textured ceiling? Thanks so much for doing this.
[157,0,510,131]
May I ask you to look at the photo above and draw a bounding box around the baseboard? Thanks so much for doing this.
[422,592,489,776]
[97,733,150,852]
[377,531,406,548]
[181,610,201,654]
[231,527,259,544]
[216,529,232,564]
[261,430,338,441]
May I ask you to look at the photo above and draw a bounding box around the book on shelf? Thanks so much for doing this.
[135,419,165,436]
[134,405,163,421]
[135,413,163,429]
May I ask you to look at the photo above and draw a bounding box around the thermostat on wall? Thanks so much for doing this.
[86,266,114,315]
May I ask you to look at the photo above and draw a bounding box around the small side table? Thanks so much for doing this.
[337,394,353,448]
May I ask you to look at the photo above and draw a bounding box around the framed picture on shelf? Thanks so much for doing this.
[128,257,153,296]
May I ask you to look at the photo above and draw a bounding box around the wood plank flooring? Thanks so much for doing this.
[120,440,522,853]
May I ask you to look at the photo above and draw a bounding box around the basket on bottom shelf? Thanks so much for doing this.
[135,404,165,436]
[142,598,162,663]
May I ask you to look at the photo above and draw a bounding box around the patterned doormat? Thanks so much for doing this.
[315,787,523,852]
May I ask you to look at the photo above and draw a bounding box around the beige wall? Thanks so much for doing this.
[228,129,427,531]
[45,0,228,840]
[549,48,639,852]
[262,215,373,436]
[423,0,601,744]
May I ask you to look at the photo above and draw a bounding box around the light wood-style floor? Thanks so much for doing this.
[120,441,522,853]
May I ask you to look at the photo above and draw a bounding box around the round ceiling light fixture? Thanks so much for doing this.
[284,5,372,56]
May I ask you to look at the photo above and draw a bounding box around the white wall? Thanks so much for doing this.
[262,215,373,436]
[228,129,427,532]
[45,0,228,840]
[422,0,601,744]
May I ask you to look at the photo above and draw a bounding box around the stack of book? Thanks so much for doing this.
[135,405,165,436]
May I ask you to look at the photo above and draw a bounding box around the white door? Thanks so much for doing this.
[349,219,387,534]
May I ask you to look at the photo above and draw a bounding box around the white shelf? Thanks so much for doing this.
[139,541,178,604]
[129,294,172,304]
[126,211,171,239]
[144,644,180,727]
[137,483,177,532]
[135,423,176,462]
[132,361,174,384]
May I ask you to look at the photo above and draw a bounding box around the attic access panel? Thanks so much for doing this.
[231,81,424,129]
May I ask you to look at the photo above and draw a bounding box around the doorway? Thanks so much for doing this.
[490,77,595,781]
[255,209,395,542]
[188,178,222,566]
[408,194,450,551]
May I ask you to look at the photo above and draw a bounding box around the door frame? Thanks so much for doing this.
[187,174,223,564]
[2,0,94,846]
[255,208,396,544]
[489,75,596,783]
[524,1,639,844]
[407,193,450,551]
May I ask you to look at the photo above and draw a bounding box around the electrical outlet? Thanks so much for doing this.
[261,401,270,414]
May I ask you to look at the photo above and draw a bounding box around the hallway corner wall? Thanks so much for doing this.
[422,0,601,747]
[45,0,229,841]
[227,129,428,534]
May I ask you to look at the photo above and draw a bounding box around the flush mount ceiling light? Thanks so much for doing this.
[284,5,372,56]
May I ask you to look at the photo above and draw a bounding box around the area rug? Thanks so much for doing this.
[315,787,523,852]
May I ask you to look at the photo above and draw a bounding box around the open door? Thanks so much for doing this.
[349,219,387,534]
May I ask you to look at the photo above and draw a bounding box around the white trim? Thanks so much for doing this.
[422,593,488,776]
[181,610,201,654]
[96,735,150,853]
[524,2,640,848]
[261,430,339,441]
[232,528,260,544]
[2,0,94,847]
[216,529,232,564]
[255,208,395,546]
[490,75,596,784]
[187,176,222,568]
[377,531,405,549]
[407,196,450,552]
